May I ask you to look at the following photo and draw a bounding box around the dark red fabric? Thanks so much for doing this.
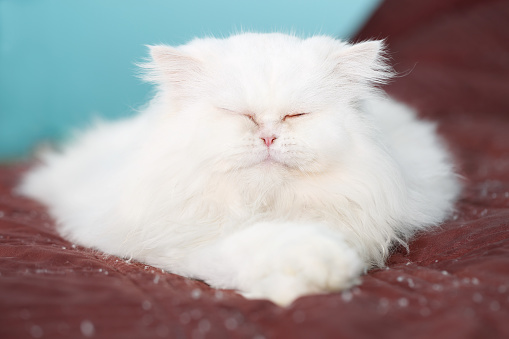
[1,0,509,338]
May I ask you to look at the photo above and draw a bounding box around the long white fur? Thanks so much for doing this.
[19,33,460,306]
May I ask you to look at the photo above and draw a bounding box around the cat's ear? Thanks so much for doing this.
[140,45,203,95]
[334,40,393,86]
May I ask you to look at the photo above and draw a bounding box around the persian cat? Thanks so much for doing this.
[19,33,460,306]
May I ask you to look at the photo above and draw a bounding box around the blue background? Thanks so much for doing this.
[0,0,380,160]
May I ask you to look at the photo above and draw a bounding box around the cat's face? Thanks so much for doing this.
[145,34,390,175]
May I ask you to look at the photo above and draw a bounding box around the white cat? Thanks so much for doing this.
[19,33,460,306]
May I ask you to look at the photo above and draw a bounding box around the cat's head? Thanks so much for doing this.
[142,33,392,176]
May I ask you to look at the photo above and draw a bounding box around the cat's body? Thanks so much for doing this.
[19,33,460,306]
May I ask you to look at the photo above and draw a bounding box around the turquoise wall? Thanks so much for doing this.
[0,0,380,160]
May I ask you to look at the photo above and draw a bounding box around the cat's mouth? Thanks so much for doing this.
[262,155,277,164]
[263,150,276,162]
[247,149,295,170]
[261,151,286,167]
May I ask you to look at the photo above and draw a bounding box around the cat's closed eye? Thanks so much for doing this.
[283,113,309,121]
[218,107,259,126]
[242,114,258,126]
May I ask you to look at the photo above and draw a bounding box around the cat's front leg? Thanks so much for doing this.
[182,222,365,306]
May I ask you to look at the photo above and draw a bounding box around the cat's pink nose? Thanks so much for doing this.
[261,136,277,147]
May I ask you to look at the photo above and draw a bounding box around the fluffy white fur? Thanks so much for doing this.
[19,33,460,306]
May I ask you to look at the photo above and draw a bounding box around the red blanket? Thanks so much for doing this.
[1,0,509,337]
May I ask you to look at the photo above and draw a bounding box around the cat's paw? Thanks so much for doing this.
[237,226,364,306]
